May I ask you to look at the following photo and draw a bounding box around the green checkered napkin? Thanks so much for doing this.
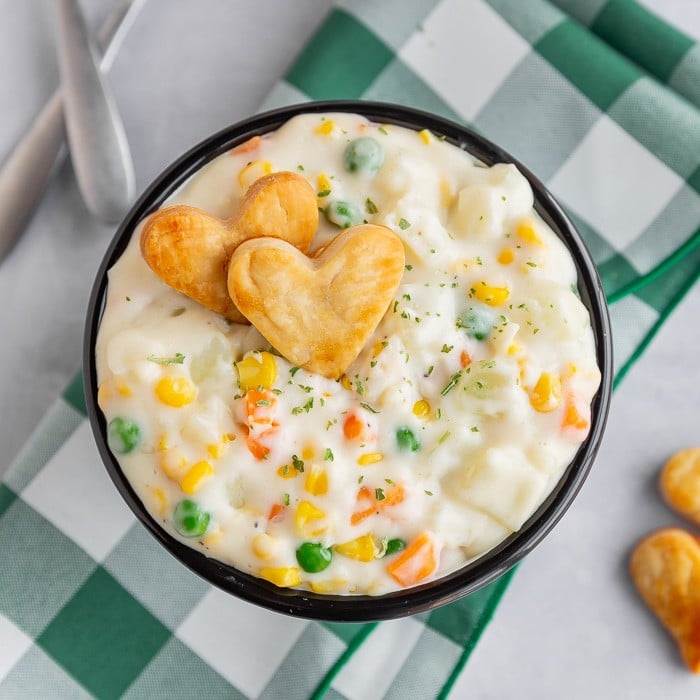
[1,1,698,697]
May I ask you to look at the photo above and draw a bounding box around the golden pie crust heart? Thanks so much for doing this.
[660,448,700,526]
[140,171,318,323]
[630,528,700,673]
[227,224,405,378]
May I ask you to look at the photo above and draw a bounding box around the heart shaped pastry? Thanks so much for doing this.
[660,448,700,526]
[227,224,405,378]
[140,171,318,323]
[629,528,700,673]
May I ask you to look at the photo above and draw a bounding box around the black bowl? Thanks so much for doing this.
[84,100,613,621]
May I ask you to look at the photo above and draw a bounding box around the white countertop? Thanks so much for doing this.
[1,1,699,697]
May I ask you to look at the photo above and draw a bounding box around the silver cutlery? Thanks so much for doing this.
[0,0,145,263]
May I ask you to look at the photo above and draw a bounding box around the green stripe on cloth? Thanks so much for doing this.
[123,638,245,700]
[0,484,16,518]
[337,0,442,51]
[591,0,694,81]
[689,164,700,196]
[607,77,700,179]
[535,19,641,111]
[548,0,607,26]
[62,371,87,416]
[286,9,393,99]
[37,566,171,699]
[669,43,700,109]
[0,499,96,637]
[485,0,565,44]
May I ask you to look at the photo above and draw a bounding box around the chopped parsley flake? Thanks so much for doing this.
[398,218,411,230]
[297,164,305,171]
[424,490,434,496]
[378,126,388,135]
[147,352,185,365]
[438,431,450,444]
[360,402,379,414]
[441,371,463,396]
[441,344,453,353]
[324,448,334,462]
[405,264,413,271]
[365,198,379,214]
[317,189,331,198]
[375,488,386,501]
[289,366,300,376]
[292,455,305,472]
[283,492,290,506]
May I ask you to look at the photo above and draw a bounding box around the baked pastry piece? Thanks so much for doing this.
[659,447,700,526]
[227,224,405,378]
[629,528,700,673]
[140,171,318,322]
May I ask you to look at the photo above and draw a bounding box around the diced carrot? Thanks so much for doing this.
[231,135,262,155]
[350,487,376,525]
[343,413,364,440]
[561,395,590,431]
[246,389,277,430]
[386,532,438,587]
[246,436,270,461]
[383,484,406,507]
[460,350,472,368]
[268,503,287,522]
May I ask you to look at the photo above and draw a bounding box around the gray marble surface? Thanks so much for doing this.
[1,1,699,698]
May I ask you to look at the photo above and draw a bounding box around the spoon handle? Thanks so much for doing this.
[55,0,135,224]
[0,0,144,263]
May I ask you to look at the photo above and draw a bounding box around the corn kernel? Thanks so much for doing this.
[340,375,353,391]
[304,466,328,496]
[159,449,188,480]
[97,382,111,406]
[235,351,277,391]
[309,579,349,594]
[223,433,236,443]
[529,372,562,413]
[238,160,272,188]
[412,399,431,418]
[301,445,315,461]
[419,129,431,145]
[151,487,167,516]
[180,460,215,494]
[357,452,384,466]
[317,173,332,193]
[277,463,298,479]
[498,248,515,265]
[517,220,542,245]
[474,282,510,306]
[155,376,195,407]
[157,433,171,451]
[206,443,224,460]
[115,380,132,397]
[295,500,326,536]
[314,119,335,135]
[507,342,522,356]
[335,534,378,562]
[259,566,301,588]
[203,530,222,546]
[252,533,279,561]
[440,177,454,207]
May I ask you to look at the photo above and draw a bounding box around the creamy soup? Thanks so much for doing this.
[95,113,601,595]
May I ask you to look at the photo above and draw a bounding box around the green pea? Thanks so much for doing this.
[396,427,420,452]
[107,416,142,454]
[385,538,406,556]
[324,200,361,229]
[174,499,210,538]
[456,307,494,340]
[343,137,384,173]
[296,542,333,573]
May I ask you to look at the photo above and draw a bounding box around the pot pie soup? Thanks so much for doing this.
[95,113,601,595]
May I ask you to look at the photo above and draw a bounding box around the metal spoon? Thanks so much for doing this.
[55,0,136,223]
[0,0,144,263]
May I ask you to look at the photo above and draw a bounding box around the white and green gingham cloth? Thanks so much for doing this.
[1,1,698,697]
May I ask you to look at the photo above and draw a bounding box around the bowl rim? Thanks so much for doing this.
[84,99,613,622]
